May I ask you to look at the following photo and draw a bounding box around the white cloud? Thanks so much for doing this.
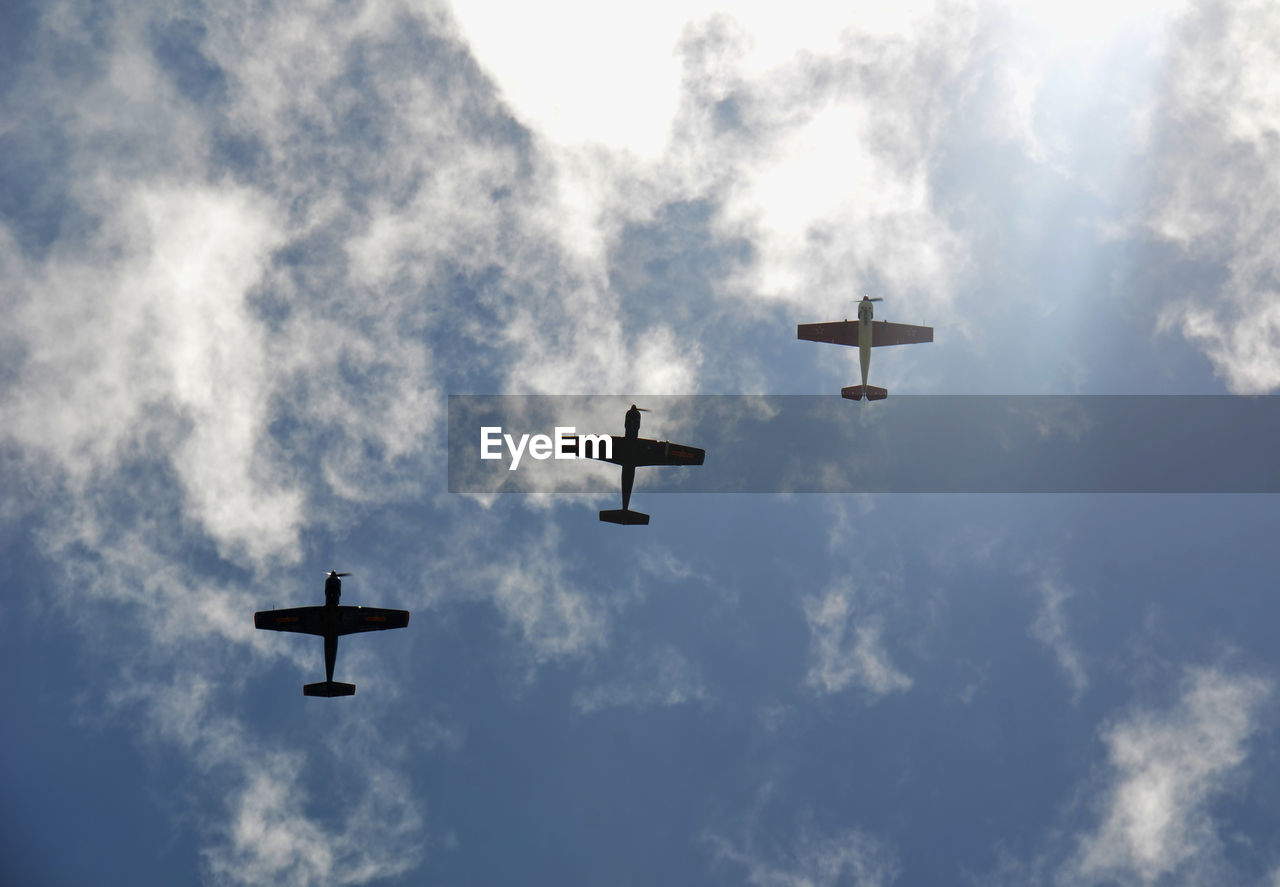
[1,3,671,880]
[679,8,978,318]
[802,580,912,698]
[1068,667,1269,884]
[90,663,428,887]
[2,0,717,570]
[573,642,709,713]
[1147,0,1280,392]
[206,753,424,887]
[14,2,1269,885]
[6,178,298,562]
[447,0,979,338]
[448,1,689,159]
[1028,577,1088,699]
[443,520,613,667]
[450,0,962,160]
[714,93,967,305]
[707,826,899,887]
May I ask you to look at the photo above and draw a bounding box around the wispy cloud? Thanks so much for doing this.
[694,12,976,313]
[205,752,424,887]
[6,181,301,562]
[8,1,1272,885]
[1148,0,1280,393]
[802,580,912,698]
[573,642,708,713]
[477,524,613,667]
[95,666,429,887]
[452,1,981,351]
[30,504,432,884]
[1028,576,1088,700]
[3,2,693,880]
[1066,667,1270,885]
[707,825,900,887]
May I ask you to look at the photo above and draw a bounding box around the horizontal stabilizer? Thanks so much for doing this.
[600,509,650,525]
[841,385,888,401]
[303,681,356,697]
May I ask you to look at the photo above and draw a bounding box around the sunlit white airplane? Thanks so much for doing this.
[797,295,933,400]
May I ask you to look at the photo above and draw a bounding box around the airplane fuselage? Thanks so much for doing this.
[620,406,642,509]
[857,298,874,388]
[321,574,344,681]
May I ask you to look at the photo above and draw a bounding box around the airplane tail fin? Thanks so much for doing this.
[304,681,356,697]
[841,385,887,401]
[599,509,650,525]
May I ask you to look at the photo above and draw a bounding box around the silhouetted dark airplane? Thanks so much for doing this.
[572,404,705,525]
[254,571,409,697]
[798,295,933,400]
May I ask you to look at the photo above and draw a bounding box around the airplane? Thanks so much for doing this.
[570,404,705,525]
[797,295,933,400]
[254,571,409,697]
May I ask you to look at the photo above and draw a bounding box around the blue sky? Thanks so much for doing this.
[3,1,1280,885]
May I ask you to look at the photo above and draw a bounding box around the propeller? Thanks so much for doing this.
[629,404,651,412]
[324,570,352,578]
[860,294,884,302]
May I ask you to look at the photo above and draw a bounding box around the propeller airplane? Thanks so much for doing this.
[254,571,409,697]
[567,404,705,525]
[798,295,933,400]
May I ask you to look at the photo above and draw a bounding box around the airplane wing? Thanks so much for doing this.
[624,437,706,468]
[337,606,410,636]
[796,320,933,346]
[869,320,932,346]
[569,435,705,467]
[798,320,857,345]
[254,606,325,635]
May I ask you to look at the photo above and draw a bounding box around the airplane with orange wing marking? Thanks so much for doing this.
[254,571,409,697]
[798,295,933,400]
[567,404,705,525]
